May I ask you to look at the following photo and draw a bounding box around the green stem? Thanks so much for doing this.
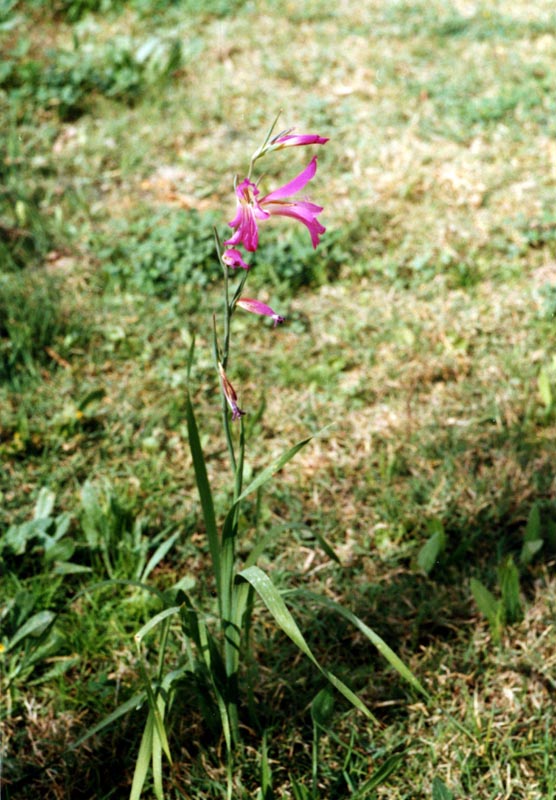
[213,227,251,749]
[234,417,245,502]
[213,230,237,476]
[157,617,171,683]
[226,751,234,800]
[222,250,232,368]
[212,313,237,476]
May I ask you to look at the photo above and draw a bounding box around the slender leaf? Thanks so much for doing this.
[34,487,55,520]
[185,392,221,592]
[129,711,154,800]
[417,522,446,575]
[142,528,181,581]
[236,437,313,503]
[178,594,204,650]
[259,109,283,152]
[134,648,173,767]
[52,512,71,542]
[78,387,105,411]
[470,577,500,629]
[3,522,31,555]
[297,590,429,698]
[354,752,404,795]
[171,574,196,594]
[185,331,196,381]
[44,538,75,564]
[7,610,56,651]
[214,683,233,756]
[290,776,310,800]
[220,506,238,638]
[525,503,541,541]
[52,562,93,575]
[230,268,250,308]
[311,687,335,730]
[72,691,146,748]
[547,519,556,551]
[259,730,274,800]
[521,503,544,565]
[521,538,544,565]
[498,556,522,624]
[80,481,104,549]
[134,606,181,645]
[244,527,276,569]
[237,566,377,722]
[152,696,164,800]
[311,528,341,564]
[152,698,173,766]
[432,776,455,800]
[161,664,190,691]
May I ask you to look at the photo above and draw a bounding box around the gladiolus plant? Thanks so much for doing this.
[86,116,426,800]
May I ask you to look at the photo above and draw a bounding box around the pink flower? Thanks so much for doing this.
[270,131,329,149]
[218,363,245,421]
[225,156,325,252]
[222,247,250,270]
[236,298,285,327]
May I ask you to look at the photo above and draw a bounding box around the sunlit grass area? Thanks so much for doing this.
[2,0,556,798]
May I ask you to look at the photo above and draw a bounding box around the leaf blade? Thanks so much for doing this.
[185,392,221,591]
[298,590,429,698]
[236,437,313,504]
[237,566,377,723]
[129,710,154,800]
[72,692,146,748]
[7,610,56,651]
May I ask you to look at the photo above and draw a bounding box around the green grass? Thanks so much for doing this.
[2,0,556,797]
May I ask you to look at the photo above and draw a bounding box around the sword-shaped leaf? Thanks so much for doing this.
[237,566,377,724]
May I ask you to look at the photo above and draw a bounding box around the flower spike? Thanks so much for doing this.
[236,298,285,327]
[218,363,245,421]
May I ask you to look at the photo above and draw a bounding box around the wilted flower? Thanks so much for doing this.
[236,298,285,327]
[218,362,245,421]
[270,130,329,149]
[222,247,250,270]
[225,156,325,252]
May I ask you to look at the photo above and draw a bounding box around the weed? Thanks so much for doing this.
[1,33,183,120]
[0,123,54,269]
[98,209,222,295]
[0,270,90,385]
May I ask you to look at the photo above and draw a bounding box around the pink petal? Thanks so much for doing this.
[272,133,329,148]
[225,206,259,251]
[222,248,250,270]
[226,178,270,252]
[261,156,318,203]
[235,178,260,201]
[262,200,326,248]
[236,298,285,326]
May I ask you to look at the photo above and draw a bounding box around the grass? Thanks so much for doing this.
[2,0,556,797]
